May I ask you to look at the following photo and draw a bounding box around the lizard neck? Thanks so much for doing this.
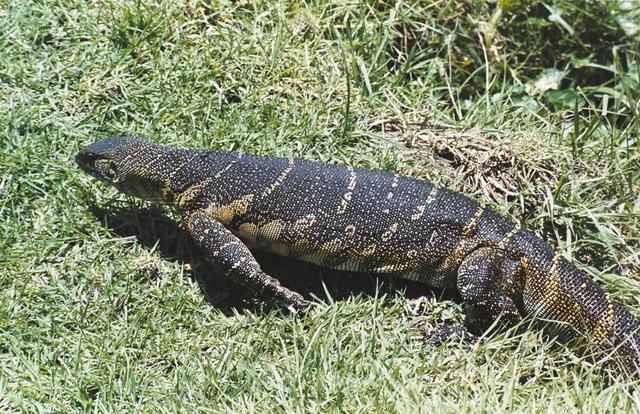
[163,148,240,208]
[115,145,203,203]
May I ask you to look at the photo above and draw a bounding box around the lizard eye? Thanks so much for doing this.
[105,164,118,180]
[96,159,118,181]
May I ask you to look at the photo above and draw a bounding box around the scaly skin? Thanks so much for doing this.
[76,136,640,373]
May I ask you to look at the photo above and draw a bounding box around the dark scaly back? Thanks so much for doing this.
[169,148,496,287]
[78,137,492,282]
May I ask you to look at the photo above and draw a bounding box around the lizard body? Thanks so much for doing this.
[76,136,640,372]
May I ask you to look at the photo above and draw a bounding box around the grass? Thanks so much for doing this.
[1,0,640,411]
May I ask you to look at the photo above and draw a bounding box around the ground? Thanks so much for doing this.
[2,0,640,412]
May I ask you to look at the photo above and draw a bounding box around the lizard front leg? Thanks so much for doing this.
[186,210,310,314]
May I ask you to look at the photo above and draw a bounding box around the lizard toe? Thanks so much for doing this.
[423,323,478,347]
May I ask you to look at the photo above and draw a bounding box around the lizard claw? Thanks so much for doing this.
[286,299,311,317]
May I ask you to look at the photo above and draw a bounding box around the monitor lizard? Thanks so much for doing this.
[76,136,640,372]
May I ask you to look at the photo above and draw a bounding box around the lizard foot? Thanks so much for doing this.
[423,323,478,347]
[285,299,311,317]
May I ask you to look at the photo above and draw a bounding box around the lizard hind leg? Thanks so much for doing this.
[456,247,524,336]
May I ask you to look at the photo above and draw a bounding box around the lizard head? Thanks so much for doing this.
[76,136,171,200]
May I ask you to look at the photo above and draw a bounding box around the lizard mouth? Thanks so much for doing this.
[76,150,92,168]
[75,150,101,176]
[75,150,96,172]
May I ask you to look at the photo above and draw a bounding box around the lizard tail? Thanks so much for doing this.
[520,247,640,372]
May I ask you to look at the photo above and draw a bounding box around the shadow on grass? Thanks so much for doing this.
[89,203,456,315]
